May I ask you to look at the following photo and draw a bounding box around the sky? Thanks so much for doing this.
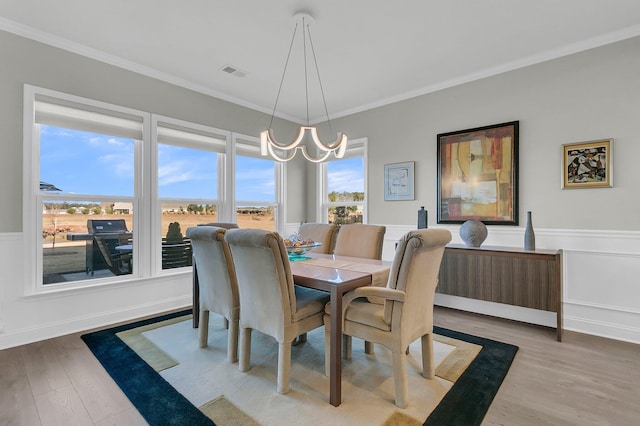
[40,125,364,202]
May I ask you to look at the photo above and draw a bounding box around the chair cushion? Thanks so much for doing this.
[293,286,330,322]
[326,300,390,332]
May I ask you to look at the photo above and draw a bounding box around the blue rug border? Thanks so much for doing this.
[81,310,518,426]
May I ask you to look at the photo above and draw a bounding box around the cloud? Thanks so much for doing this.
[328,169,364,192]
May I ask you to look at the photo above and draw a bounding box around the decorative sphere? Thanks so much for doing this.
[459,220,488,247]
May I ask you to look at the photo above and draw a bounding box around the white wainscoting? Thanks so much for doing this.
[0,232,192,350]
[2,225,639,349]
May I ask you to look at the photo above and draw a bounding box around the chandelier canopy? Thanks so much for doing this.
[260,12,347,163]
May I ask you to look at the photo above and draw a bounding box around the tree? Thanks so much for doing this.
[166,222,183,242]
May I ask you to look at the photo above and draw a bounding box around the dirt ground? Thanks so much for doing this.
[42,212,276,281]
[43,212,275,244]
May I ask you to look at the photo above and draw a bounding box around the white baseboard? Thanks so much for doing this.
[434,293,558,328]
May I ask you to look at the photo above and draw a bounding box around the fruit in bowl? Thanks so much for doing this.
[283,237,322,256]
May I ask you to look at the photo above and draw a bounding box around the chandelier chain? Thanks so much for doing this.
[268,22,299,130]
[303,16,309,125]
[306,22,334,139]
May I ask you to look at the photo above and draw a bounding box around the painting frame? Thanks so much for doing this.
[384,161,415,201]
[562,139,613,189]
[437,121,519,225]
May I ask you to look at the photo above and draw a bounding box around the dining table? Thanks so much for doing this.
[290,252,391,407]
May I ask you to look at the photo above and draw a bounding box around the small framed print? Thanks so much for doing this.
[384,161,414,201]
[562,139,613,189]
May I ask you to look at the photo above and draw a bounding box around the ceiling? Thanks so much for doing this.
[2,1,640,124]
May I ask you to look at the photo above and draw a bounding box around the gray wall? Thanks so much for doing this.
[327,36,640,231]
[0,30,303,232]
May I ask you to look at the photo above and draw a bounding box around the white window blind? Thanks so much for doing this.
[34,96,143,140]
[157,123,227,153]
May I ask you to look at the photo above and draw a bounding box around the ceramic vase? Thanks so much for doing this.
[524,211,536,251]
[418,206,428,229]
[459,220,488,247]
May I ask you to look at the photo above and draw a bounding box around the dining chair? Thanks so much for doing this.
[298,222,338,254]
[333,223,386,260]
[191,223,239,328]
[225,228,330,394]
[324,228,451,408]
[332,223,386,353]
[186,225,239,363]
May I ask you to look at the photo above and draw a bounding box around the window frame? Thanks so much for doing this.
[316,137,368,224]
[24,84,149,293]
[151,114,231,275]
[231,133,286,234]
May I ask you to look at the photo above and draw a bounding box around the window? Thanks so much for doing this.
[28,91,144,287]
[318,138,367,225]
[153,117,230,271]
[25,85,286,293]
[233,134,284,232]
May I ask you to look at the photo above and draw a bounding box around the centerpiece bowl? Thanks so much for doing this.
[284,239,322,257]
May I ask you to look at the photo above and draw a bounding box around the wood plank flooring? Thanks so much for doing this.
[1,307,638,425]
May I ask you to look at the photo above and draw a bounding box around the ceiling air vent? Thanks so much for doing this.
[220,64,246,78]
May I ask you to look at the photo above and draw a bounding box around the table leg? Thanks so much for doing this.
[329,286,342,406]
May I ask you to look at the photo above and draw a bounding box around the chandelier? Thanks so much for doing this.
[260,12,347,163]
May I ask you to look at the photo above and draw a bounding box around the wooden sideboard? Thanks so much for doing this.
[437,244,563,341]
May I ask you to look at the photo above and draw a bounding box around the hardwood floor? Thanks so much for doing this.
[1,307,638,425]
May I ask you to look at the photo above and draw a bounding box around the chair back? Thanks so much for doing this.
[298,223,337,254]
[333,223,386,259]
[94,236,131,275]
[225,229,295,341]
[186,226,239,321]
[384,229,451,332]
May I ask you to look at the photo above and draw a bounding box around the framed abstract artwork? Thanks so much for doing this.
[437,121,519,225]
[384,161,414,201]
[562,139,613,189]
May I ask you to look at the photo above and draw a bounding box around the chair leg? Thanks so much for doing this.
[364,341,374,354]
[277,341,292,394]
[421,333,434,379]
[239,327,252,372]
[227,318,239,363]
[198,310,209,348]
[392,351,408,409]
[343,334,352,360]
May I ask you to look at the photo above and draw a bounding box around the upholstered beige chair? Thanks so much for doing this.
[324,228,451,408]
[298,222,338,254]
[191,223,239,328]
[333,223,386,260]
[186,226,239,363]
[332,223,387,353]
[225,228,330,394]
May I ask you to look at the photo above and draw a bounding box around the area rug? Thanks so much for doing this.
[81,310,518,425]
